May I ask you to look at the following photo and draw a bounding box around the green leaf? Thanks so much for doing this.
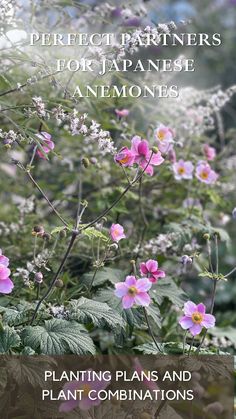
[68,297,125,329]
[209,326,236,348]
[134,342,161,354]
[145,305,162,329]
[151,279,187,307]
[0,327,21,353]
[21,319,96,355]
[81,267,125,288]
[80,226,108,242]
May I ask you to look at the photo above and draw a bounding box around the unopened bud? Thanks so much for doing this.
[59,229,67,238]
[32,225,45,237]
[181,255,192,265]
[151,146,159,154]
[43,232,51,241]
[82,157,90,168]
[55,279,64,288]
[90,157,98,165]
[203,233,210,240]
[34,272,43,284]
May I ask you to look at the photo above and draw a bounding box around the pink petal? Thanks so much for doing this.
[0,266,11,280]
[137,140,149,157]
[184,301,197,316]
[131,136,141,154]
[134,292,151,307]
[136,278,152,292]
[0,255,9,266]
[125,276,137,286]
[59,399,79,413]
[154,269,165,278]
[79,397,96,410]
[196,303,206,314]
[122,295,135,309]
[140,161,153,176]
[145,259,158,273]
[140,263,148,275]
[114,283,128,297]
[201,314,215,328]
[0,278,14,294]
[189,324,202,336]
[150,152,164,166]
[179,316,193,329]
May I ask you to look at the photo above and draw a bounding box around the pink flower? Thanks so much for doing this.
[131,136,164,176]
[0,249,9,267]
[36,132,55,159]
[168,148,176,163]
[140,259,165,283]
[110,223,126,242]
[114,147,135,167]
[203,144,216,161]
[115,276,152,309]
[179,301,215,336]
[155,124,174,154]
[0,251,14,294]
[59,369,110,412]
[195,161,218,184]
[173,160,194,180]
[115,109,129,118]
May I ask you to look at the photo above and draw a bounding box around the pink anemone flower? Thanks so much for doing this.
[173,160,194,180]
[59,369,111,412]
[115,109,130,118]
[195,161,218,184]
[140,259,165,283]
[179,301,215,336]
[115,276,152,309]
[110,223,126,242]
[131,136,164,176]
[0,263,14,294]
[36,132,55,159]
[155,124,174,154]
[203,144,216,161]
[114,147,135,167]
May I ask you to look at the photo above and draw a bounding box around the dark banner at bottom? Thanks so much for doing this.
[0,355,234,419]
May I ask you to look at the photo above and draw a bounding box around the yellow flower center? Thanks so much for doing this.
[191,312,203,324]
[81,384,91,397]
[178,167,186,175]
[128,286,138,296]
[157,130,165,141]
[119,155,129,164]
[200,170,209,180]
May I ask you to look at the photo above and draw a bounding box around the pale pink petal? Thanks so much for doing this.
[189,324,202,336]
[59,399,79,413]
[197,303,206,314]
[125,276,137,286]
[179,316,193,329]
[136,278,152,292]
[0,255,9,266]
[122,295,135,309]
[114,283,128,297]
[134,292,151,306]
[140,161,153,176]
[131,136,141,154]
[145,259,158,273]
[201,314,215,328]
[0,266,11,280]
[155,269,165,278]
[140,263,148,275]
[150,152,164,166]
[0,278,14,294]
[79,397,95,410]
[184,301,197,316]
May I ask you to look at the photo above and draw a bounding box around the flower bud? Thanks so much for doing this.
[151,146,159,154]
[203,233,210,240]
[55,279,64,288]
[232,208,236,219]
[34,272,43,284]
[90,157,98,165]
[32,225,45,237]
[181,255,193,265]
[59,229,67,238]
[82,157,90,168]
[43,232,51,241]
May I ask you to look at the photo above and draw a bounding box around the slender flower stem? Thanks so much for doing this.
[196,234,219,353]
[81,153,154,232]
[16,162,69,227]
[225,266,236,278]
[183,330,187,354]
[143,307,163,353]
[30,231,78,325]
[188,337,194,355]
